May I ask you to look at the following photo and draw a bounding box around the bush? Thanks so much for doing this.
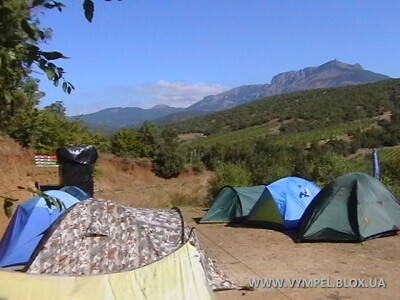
[186,148,206,173]
[191,159,206,173]
[111,129,145,157]
[152,145,184,178]
[208,162,252,202]
[136,122,160,157]
[303,152,353,185]
[8,102,110,153]
[381,157,400,197]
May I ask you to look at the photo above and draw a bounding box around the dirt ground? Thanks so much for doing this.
[1,137,399,299]
[181,207,400,300]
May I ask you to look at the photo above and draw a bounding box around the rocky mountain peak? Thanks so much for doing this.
[318,59,363,70]
[186,59,389,112]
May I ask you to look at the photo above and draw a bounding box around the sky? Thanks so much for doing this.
[36,0,400,115]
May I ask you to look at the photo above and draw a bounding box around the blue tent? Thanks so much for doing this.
[246,177,321,229]
[0,190,79,267]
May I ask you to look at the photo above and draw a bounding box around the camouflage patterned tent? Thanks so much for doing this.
[0,242,215,300]
[26,199,234,291]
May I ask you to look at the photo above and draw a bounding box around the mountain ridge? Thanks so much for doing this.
[73,105,183,131]
[185,59,389,112]
[75,60,390,130]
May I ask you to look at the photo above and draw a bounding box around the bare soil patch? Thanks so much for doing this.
[178,132,207,142]
[181,207,400,300]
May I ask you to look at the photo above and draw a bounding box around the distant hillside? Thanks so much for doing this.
[186,59,389,112]
[76,60,390,130]
[155,110,208,124]
[171,79,400,139]
[73,105,183,131]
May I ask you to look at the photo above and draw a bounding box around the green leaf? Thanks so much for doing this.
[44,1,65,12]
[56,67,64,78]
[19,186,65,212]
[20,20,36,40]
[0,7,13,19]
[41,51,66,60]
[37,29,46,40]
[0,53,7,70]
[3,200,14,218]
[1,197,18,218]
[3,91,12,104]
[38,58,47,69]
[45,67,55,81]
[42,194,65,211]
[63,82,75,94]
[32,0,46,7]
[83,0,94,23]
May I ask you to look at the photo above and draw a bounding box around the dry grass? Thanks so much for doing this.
[94,153,214,208]
[178,132,207,142]
[0,137,214,235]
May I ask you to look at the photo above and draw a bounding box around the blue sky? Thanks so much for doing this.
[37,0,400,115]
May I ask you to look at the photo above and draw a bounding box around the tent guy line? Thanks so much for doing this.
[195,227,292,299]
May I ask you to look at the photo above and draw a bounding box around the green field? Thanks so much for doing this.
[378,147,400,162]
[182,123,273,147]
[183,118,374,148]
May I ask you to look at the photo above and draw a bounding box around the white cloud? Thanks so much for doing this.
[65,80,228,115]
[134,80,228,107]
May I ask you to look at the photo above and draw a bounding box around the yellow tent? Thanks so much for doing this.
[0,242,215,300]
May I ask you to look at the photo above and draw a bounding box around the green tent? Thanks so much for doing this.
[297,172,400,242]
[200,185,265,223]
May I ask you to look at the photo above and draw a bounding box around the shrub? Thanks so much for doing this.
[136,122,160,157]
[111,129,144,157]
[381,157,400,197]
[152,145,184,178]
[191,159,206,173]
[208,162,252,203]
[7,100,110,153]
[304,152,353,185]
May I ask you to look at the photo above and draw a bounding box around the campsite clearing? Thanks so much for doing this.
[1,137,399,299]
[182,207,400,300]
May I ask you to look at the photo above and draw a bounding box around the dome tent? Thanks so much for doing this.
[0,241,215,300]
[25,199,234,292]
[0,190,80,267]
[297,173,400,242]
[200,185,266,223]
[246,177,321,229]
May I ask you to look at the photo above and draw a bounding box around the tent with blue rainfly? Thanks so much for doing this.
[200,185,266,223]
[246,177,321,229]
[0,190,80,267]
